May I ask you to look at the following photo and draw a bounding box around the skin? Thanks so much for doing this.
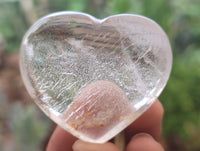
[46,81,164,151]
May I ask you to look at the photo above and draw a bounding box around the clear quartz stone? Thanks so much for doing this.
[20,12,172,143]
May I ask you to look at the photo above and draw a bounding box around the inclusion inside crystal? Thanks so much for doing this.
[62,80,135,142]
[20,12,172,143]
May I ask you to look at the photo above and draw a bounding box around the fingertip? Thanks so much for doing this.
[72,140,120,151]
[153,100,164,123]
[125,99,164,141]
[126,133,164,151]
[46,126,77,151]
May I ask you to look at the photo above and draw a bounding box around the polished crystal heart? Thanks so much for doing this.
[20,12,172,143]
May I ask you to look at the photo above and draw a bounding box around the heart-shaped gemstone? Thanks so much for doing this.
[20,12,172,143]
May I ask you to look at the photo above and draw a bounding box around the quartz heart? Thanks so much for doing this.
[20,12,172,143]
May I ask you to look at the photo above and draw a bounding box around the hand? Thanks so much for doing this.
[46,99,164,151]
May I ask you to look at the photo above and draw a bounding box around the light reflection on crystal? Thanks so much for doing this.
[20,12,172,143]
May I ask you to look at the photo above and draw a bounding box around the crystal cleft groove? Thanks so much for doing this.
[20,12,172,143]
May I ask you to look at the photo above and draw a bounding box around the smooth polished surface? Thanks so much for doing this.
[20,12,172,143]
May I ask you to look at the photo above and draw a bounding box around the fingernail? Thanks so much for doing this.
[132,133,154,139]
[72,140,83,151]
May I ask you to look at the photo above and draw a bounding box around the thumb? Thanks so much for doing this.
[73,140,120,151]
